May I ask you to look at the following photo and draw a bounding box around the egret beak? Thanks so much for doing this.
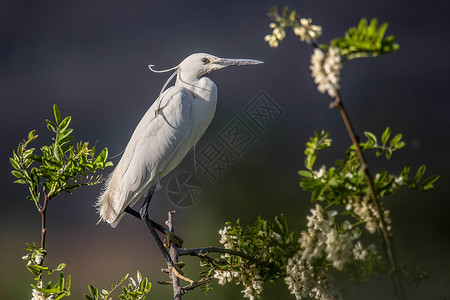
[212,58,264,68]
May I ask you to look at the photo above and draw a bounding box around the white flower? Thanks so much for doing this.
[32,289,55,300]
[218,226,228,243]
[350,196,379,234]
[285,254,342,300]
[241,278,264,300]
[313,166,327,180]
[325,229,353,270]
[394,176,404,185]
[241,286,256,300]
[34,253,44,265]
[219,226,235,248]
[214,270,232,285]
[264,26,286,48]
[294,18,322,42]
[310,47,342,98]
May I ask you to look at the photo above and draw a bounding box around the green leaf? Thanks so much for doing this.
[385,148,393,159]
[55,263,67,272]
[66,275,71,292]
[54,145,63,161]
[47,121,57,133]
[390,133,403,147]
[422,175,439,190]
[10,157,21,170]
[375,148,383,157]
[11,170,23,178]
[14,179,27,184]
[58,128,73,141]
[59,116,71,131]
[28,130,37,141]
[298,170,313,178]
[88,285,98,296]
[381,127,391,145]
[414,165,426,183]
[54,105,61,124]
[364,131,377,144]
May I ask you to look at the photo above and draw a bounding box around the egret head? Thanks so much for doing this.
[178,53,263,78]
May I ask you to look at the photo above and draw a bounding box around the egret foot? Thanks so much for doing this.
[163,229,184,248]
[124,206,184,247]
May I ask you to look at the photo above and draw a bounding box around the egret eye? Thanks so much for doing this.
[201,58,210,64]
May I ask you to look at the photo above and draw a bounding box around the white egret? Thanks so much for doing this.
[96,53,263,266]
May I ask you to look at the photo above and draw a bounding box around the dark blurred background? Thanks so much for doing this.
[1,1,449,299]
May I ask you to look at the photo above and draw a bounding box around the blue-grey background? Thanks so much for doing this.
[1,0,449,299]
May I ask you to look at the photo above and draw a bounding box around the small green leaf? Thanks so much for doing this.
[47,123,56,133]
[55,263,67,272]
[390,133,402,147]
[54,145,63,161]
[414,165,426,183]
[376,148,383,157]
[54,105,61,124]
[298,170,313,178]
[381,127,391,145]
[59,116,72,131]
[66,275,71,291]
[28,130,37,141]
[14,179,27,184]
[385,149,392,159]
[394,141,406,150]
[10,158,21,170]
[422,175,439,190]
[364,131,377,144]
[11,170,23,178]
[88,285,97,296]
[58,128,73,141]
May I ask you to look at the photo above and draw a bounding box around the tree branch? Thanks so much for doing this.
[332,91,405,300]
[178,246,279,271]
[166,211,182,300]
[39,188,50,264]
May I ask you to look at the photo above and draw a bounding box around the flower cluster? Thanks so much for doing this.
[216,226,265,299]
[213,216,300,299]
[213,259,263,300]
[294,18,322,42]
[345,196,392,234]
[300,204,359,270]
[265,17,322,48]
[264,24,286,47]
[285,255,341,300]
[310,47,342,97]
[32,289,54,300]
[285,204,377,299]
[31,282,54,300]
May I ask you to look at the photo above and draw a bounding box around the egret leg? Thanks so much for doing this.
[124,206,184,247]
[138,186,174,268]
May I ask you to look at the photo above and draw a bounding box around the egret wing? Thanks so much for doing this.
[97,86,192,226]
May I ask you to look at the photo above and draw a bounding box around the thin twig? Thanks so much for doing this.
[38,189,50,265]
[180,277,213,295]
[332,91,405,300]
[178,246,279,271]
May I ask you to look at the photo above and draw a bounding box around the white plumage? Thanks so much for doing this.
[96,53,262,227]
